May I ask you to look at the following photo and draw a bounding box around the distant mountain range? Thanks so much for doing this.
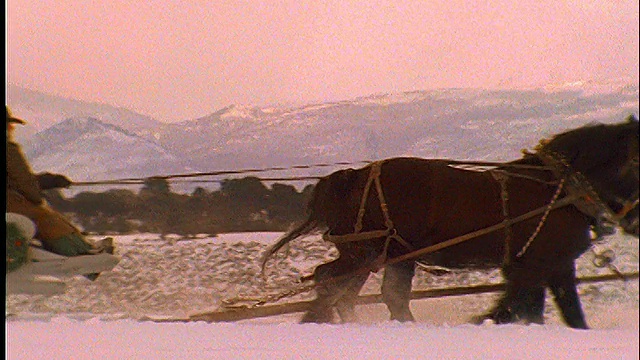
[6,80,639,193]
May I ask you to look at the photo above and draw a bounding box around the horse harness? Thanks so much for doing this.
[323,151,639,269]
[227,148,638,308]
[321,158,564,269]
[323,161,414,267]
[536,149,639,225]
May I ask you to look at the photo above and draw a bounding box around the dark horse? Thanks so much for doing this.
[261,116,639,329]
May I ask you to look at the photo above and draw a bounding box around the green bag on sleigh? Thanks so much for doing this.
[6,222,32,273]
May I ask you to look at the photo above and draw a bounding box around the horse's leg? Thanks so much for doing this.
[475,286,518,325]
[300,260,343,323]
[381,261,416,322]
[548,262,588,329]
[334,273,369,323]
[474,264,546,325]
[301,255,371,324]
[517,286,546,325]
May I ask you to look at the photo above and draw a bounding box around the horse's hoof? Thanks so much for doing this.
[389,314,416,322]
[522,315,544,326]
[470,314,495,326]
[300,311,334,324]
[473,307,514,325]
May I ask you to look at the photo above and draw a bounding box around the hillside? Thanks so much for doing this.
[7,80,639,193]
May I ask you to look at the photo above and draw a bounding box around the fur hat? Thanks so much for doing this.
[6,106,26,125]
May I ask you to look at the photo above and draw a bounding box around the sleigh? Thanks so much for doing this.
[6,213,120,296]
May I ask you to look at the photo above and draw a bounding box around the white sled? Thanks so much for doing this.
[6,213,120,296]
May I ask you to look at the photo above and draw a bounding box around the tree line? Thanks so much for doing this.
[44,177,314,237]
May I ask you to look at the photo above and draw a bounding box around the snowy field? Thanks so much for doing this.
[6,231,639,359]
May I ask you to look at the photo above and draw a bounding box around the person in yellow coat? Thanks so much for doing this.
[6,106,117,279]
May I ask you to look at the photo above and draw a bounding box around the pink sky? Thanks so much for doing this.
[6,1,639,122]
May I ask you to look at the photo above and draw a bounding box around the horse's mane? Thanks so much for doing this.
[533,116,639,172]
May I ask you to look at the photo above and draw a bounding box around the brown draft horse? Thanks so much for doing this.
[261,116,639,329]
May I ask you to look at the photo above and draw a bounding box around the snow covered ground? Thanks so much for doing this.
[6,232,639,359]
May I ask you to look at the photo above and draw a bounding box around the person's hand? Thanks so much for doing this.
[37,172,73,190]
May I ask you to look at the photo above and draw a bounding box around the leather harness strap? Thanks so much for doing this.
[324,161,413,253]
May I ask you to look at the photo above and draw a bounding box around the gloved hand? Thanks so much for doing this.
[37,172,73,190]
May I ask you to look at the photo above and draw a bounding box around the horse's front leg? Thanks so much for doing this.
[548,262,588,329]
[473,261,547,326]
[381,261,416,322]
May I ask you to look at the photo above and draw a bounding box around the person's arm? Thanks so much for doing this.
[6,141,44,205]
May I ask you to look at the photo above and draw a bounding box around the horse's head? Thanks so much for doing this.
[598,116,638,236]
[613,116,639,236]
[541,115,639,236]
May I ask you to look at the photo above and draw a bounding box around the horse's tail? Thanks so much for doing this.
[260,217,319,275]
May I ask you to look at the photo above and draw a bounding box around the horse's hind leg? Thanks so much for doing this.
[548,262,588,329]
[301,256,371,324]
[334,273,369,323]
[301,260,342,323]
[381,261,416,322]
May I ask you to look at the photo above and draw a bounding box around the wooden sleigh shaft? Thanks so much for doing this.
[147,271,638,323]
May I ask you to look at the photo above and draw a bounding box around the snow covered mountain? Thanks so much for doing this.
[6,84,162,141]
[26,117,196,192]
[153,80,639,173]
[7,80,639,193]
